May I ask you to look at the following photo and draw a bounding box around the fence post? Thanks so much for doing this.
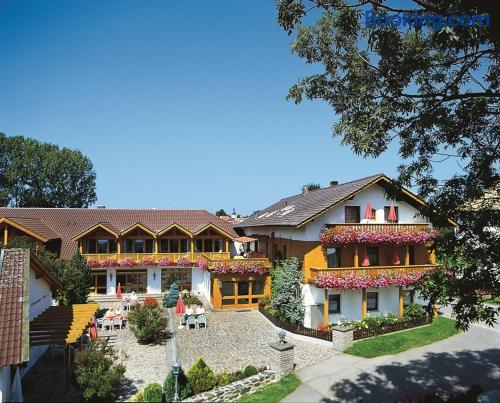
[331,326,353,352]
[269,338,295,379]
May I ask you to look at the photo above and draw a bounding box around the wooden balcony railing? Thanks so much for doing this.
[326,223,431,233]
[83,252,231,263]
[308,264,439,282]
[208,257,273,269]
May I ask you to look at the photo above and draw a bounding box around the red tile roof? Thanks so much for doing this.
[0,209,238,259]
[0,249,29,367]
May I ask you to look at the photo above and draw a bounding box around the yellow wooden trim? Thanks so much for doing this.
[362,288,367,319]
[3,226,8,246]
[354,245,359,268]
[0,218,48,243]
[154,239,158,255]
[72,223,118,241]
[121,223,157,238]
[157,223,193,238]
[323,289,329,325]
[399,286,404,317]
[117,241,121,254]
[79,242,83,254]
[193,223,235,239]
[405,245,410,266]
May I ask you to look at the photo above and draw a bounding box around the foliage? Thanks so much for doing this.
[182,293,202,306]
[215,209,228,217]
[345,317,460,358]
[316,272,424,290]
[186,358,217,394]
[236,373,301,403]
[127,304,166,344]
[142,383,163,403]
[143,297,159,309]
[270,258,305,325]
[320,228,437,246]
[215,372,238,387]
[0,133,97,207]
[74,339,126,401]
[243,365,258,378]
[163,367,192,402]
[403,303,427,321]
[56,251,92,305]
[302,182,320,191]
[163,281,180,308]
[130,391,144,402]
[275,0,500,330]
[413,266,455,318]
[316,323,331,333]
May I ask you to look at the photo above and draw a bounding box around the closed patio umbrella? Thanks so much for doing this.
[116,282,122,300]
[388,204,398,222]
[361,247,370,267]
[175,295,186,329]
[392,247,401,265]
[364,202,374,220]
[89,317,98,340]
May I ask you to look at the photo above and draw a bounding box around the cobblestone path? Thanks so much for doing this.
[175,309,337,373]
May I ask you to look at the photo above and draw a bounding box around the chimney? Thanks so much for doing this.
[231,208,237,219]
[96,205,106,209]
[302,186,309,195]
[330,180,338,187]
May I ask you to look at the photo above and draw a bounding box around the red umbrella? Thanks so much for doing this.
[388,204,398,222]
[175,296,186,329]
[116,283,122,300]
[364,202,373,220]
[392,247,401,265]
[361,247,370,267]
[89,317,98,340]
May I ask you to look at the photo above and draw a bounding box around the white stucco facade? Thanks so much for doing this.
[191,267,211,300]
[146,267,162,294]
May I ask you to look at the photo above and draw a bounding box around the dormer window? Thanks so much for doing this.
[345,206,360,223]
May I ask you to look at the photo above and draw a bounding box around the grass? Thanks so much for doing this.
[345,316,460,358]
[236,373,301,403]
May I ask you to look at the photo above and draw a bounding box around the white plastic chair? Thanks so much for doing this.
[113,317,122,330]
[186,316,197,330]
[102,318,112,332]
[197,315,207,329]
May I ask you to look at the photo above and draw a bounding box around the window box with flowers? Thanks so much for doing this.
[315,271,425,290]
[320,228,438,247]
[177,256,192,267]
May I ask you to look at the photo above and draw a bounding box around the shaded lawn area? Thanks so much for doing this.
[237,373,301,403]
[345,316,460,358]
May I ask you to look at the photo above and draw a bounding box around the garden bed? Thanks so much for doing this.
[353,316,432,340]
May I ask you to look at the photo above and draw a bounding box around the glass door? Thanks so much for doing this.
[220,278,267,308]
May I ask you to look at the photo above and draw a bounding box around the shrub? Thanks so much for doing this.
[316,323,330,333]
[127,304,167,344]
[232,370,245,381]
[403,303,426,320]
[182,293,202,306]
[270,258,304,325]
[130,391,144,402]
[143,383,163,402]
[163,367,192,402]
[163,281,180,308]
[74,340,126,401]
[143,297,159,309]
[258,297,271,307]
[186,358,217,394]
[215,372,237,387]
[243,365,258,377]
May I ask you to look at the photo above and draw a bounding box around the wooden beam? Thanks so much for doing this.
[361,288,367,319]
[354,245,359,268]
[3,226,7,247]
[399,286,404,317]
[323,289,329,325]
[405,245,410,266]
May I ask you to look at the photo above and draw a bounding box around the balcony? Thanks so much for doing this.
[308,264,439,283]
[326,223,431,233]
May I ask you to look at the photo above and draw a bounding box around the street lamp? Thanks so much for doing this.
[171,360,180,402]
[278,329,286,345]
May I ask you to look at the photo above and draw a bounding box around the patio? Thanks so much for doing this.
[175,308,337,373]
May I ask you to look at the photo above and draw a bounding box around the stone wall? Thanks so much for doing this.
[331,326,354,352]
[183,370,276,402]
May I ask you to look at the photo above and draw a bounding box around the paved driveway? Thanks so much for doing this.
[283,325,500,402]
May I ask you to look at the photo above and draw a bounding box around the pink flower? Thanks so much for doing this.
[197,258,209,270]
[86,259,100,268]
[157,257,174,267]
[320,228,438,247]
[213,261,231,274]
[139,256,156,266]
[119,257,136,267]
[177,256,192,267]
[315,271,425,289]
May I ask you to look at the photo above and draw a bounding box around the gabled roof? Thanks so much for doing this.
[120,222,157,237]
[0,217,60,242]
[158,223,193,237]
[237,174,432,228]
[72,222,120,240]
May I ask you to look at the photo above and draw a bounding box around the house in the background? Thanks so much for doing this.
[0,209,271,311]
[0,248,62,402]
[237,174,453,329]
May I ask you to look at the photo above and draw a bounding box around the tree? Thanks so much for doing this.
[271,258,305,325]
[0,133,97,207]
[163,367,192,401]
[302,182,321,191]
[276,1,499,329]
[186,358,216,394]
[57,251,92,305]
[215,209,228,217]
[163,281,180,308]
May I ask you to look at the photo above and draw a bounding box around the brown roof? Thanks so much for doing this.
[0,209,238,259]
[0,217,60,241]
[0,249,30,367]
[234,236,258,243]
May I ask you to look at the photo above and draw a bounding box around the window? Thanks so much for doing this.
[125,239,134,253]
[109,239,117,253]
[159,239,168,253]
[252,279,265,295]
[86,239,97,253]
[345,206,360,223]
[384,206,399,223]
[180,239,189,253]
[134,239,144,253]
[328,294,341,314]
[367,247,379,266]
[403,290,414,307]
[204,239,213,252]
[326,248,341,268]
[367,292,378,311]
[97,239,108,253]
[195,239,203,252]
[145,239,154,253]
[169,239,179,253]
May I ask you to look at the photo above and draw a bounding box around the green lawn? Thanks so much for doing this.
[345,316,460,358]
[236,373,301,403]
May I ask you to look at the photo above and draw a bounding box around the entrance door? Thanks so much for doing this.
[116,271,147,294]
[220,278,266,308]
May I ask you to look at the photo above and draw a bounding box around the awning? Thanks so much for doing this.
[29,304,99,346]
[234,236,258,243]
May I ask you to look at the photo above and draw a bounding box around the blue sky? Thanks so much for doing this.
[0,1,459,215]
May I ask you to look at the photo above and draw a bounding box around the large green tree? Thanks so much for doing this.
[276,1,499,328]
[0,133,97,207]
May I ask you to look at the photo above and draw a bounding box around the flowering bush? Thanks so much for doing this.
[143,296,159,309]
[157,257,174,267]
[213,261,267,275]
[197,258,209,270]
[315,272,425,289]
[139,256,156,266]
[119,258,136,268]
[177,256,192,267]
[86,259,100,268]
[213,261,231,275]
[320,228,438,247]
[316,323,330,333]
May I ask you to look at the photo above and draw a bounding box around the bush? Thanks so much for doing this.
[143,297,159,309]
[182,293,202,306]
[243,365,258,377]
[186,358,217,394]
[232,370,245,381]
[143,383,163,402]
[270,258,304,325]
[215,372,237,387]
[163,282,180,308]
[163,367,192,402]
[127,304,167,344]
[258,297,271,307]
[74,340,126,401]
[403,303,426,320]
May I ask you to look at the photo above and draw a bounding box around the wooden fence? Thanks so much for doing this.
[353,316,432,340]
[258,305,332,342]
